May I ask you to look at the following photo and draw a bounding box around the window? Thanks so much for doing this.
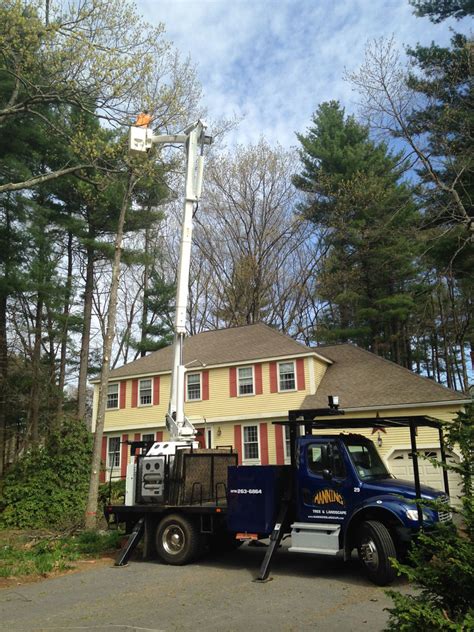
[308,442,345,478]
[238,366,254,396]
[243,425,259,461]
[279,361,296,391]
[139,379,152,406]
[284,425,291,463]
[187,373,201,400]
[107,383,119,409]
[142,433,154,443]
[108,437,120,468]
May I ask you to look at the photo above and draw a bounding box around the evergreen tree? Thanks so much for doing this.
[294,102,421,365]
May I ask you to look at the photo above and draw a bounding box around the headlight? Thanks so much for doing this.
[406,508,432,522]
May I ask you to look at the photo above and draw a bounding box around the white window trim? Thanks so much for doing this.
[138,378,153,407]
[242,423,261,465]
[107,436,121,469]
[277,360,297,392]
[283,424,291,464]
[186,372,202,402]
[106,383,119,410]
[237,365,255,397]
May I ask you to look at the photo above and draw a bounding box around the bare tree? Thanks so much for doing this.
[347,37,472,237]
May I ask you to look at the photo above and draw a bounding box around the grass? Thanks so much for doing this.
[0,529,123,579]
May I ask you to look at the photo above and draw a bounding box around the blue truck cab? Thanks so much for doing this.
[227,415,451,586]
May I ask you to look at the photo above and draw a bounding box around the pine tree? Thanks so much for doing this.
[294,102,421,365]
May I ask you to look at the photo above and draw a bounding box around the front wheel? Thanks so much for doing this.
[356,520,397,586]
[155,514,202,565]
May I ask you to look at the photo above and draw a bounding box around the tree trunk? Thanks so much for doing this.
[0,292,7,477]
[139,226,150,357]
[77,242,95,423]
[56,231,74,424]
[28,295,43,444]
[85,172,135,530]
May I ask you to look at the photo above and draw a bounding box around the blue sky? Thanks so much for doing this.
[138,0,463,148]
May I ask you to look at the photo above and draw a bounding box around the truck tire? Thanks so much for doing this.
[356,520,396,586]
[155,514,202,565]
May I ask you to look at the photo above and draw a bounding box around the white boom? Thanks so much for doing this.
[129,120,212,442]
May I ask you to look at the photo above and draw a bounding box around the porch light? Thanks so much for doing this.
[328,395,339,410]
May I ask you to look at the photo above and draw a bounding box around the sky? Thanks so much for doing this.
[138,0,463,149]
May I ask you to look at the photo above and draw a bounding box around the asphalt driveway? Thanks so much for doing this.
[0,542,410,632]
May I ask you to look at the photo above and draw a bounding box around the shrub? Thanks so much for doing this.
[385,405,474,630]
[0,418,93,529]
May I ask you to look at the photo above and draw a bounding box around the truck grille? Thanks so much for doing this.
[438,495,452,522]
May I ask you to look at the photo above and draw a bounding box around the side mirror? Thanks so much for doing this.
[322,469,333,481]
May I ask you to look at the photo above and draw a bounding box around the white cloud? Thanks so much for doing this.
[139,0,464,147]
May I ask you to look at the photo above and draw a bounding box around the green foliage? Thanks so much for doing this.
[0,418,93,529]
[386,405,474,630]
[0,530,123,578]
[294,101,421,364]
[98,479,126,507]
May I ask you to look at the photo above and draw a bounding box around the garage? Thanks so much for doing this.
[387,448,462,505]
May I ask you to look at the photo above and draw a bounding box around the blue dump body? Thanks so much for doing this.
[227,465,290,534]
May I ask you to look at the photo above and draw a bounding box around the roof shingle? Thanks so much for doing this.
[304,343,467,408]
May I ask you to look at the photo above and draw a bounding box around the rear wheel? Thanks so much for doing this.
[356,520,397,586]
[155,514,202,565]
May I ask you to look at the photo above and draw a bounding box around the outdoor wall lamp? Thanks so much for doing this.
[217,427,222,437]
[328,395,339,410]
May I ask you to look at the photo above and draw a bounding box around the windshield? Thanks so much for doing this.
[344,440,391,481]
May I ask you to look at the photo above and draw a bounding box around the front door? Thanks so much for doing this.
[297,439,352,525]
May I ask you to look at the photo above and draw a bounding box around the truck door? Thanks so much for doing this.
[298,440,352,525]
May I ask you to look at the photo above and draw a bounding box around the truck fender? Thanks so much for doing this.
[342,496,406,559]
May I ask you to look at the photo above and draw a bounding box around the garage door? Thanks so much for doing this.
[387,449,462,506]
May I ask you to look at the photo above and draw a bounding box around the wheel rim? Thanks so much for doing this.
[360,537,379,570]
[162,525,186,555]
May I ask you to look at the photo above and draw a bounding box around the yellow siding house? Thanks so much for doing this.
[91,323,469,497]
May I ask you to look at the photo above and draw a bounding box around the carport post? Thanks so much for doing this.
[409,419,424,526]
[438,426,450,496]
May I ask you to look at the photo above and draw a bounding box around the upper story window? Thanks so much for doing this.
[187,373,201,401]
[139,379,152,406]
[279,361,296,391]
[243,425,259,461]
[238,366,254,396]
[142,433,154,443]
[107,383,119,409]
[108,436,120,468]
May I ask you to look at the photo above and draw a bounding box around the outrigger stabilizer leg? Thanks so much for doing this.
[114,517,145,567]
[253,500,290,583]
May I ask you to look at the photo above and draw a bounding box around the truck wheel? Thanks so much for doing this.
[155,514,201,565]
[356,520,396,586]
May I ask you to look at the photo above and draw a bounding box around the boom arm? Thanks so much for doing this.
[129,120,212,441]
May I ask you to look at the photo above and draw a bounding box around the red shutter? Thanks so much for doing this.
[202,370,209,400]
[296,358,306,390]
[119,381,126,408]
[100,436,107,483]
[234,424,242,465]
[120,434,128,479]
[156,431,163,442]
[269,362,278,393]
[260,423,269,465]
[153,376,160,405]
[275,424,284,465]
[133,433,140,457]
[229,367,237,397]
[131,379,138,407]
[255,363,262,395]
